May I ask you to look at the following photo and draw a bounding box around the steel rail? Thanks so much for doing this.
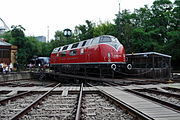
[10,83,61,120]
[138,88,180,99]
[164,87,180,92]
[0,83,57,105]
[0,91,32,105]
[75,83,83,120]
[87,83,154,120]
[105,82,180,112]
[126,89,180,112]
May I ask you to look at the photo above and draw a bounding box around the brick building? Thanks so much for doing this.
[0,39,17,64]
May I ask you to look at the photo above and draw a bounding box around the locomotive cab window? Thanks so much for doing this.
[99,36,112,43]
[70,50,77,56]
[62,46,68,50]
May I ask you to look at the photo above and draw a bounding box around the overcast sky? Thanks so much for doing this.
[0,0,175,40]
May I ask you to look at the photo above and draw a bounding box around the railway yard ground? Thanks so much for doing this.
[0,72,180,120]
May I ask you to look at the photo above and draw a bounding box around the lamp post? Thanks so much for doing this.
[63,28,72,37]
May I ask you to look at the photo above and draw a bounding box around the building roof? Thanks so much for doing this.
[0,40,12,46]
[126,52,171,58]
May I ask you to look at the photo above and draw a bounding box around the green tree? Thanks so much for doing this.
[172,0,180,30]
[151,0,173,43]
[115,10,135,53]
[10,25,29,64]
[75,20,94,40]
[93,22,116,37]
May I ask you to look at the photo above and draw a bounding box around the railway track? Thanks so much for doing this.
[86,83,153,120]
[20,84,82,120]
[0,83,57,102]
[0,82,155,120]
[1,75,180,120]
[0,79,55,87]
[126,88,180,111]
[162,87,180,95]
[0,92,43,119]
[105,82,180,112]
[81,93,136,120]
[1,83,61,120]
[0,83,83,120]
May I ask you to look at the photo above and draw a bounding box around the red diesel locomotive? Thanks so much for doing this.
[50,35,130,77]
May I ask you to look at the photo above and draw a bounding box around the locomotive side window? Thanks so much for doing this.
[82,41,87,47]
[99,36,112,43]
[71,43,79,49]
[70,50,77,56]
[60,51,66,57]
[58,47,61,51]
[62,46,68,50]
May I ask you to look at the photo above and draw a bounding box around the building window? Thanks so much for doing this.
[0,49,10,58]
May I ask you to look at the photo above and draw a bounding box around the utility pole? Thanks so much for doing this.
[47,26,49,42]
[118,0,121,41]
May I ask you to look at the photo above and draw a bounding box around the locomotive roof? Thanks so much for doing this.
[52,35,119,53]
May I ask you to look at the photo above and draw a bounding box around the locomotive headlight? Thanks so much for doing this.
[80,48,84,54]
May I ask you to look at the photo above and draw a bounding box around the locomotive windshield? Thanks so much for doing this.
[99,36,121,50]
[99,36,112,43]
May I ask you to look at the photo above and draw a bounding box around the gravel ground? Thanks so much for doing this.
[0,93,42,120]
[140,91,180,106]
[82,94,135,120]
[20,94,78,120]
